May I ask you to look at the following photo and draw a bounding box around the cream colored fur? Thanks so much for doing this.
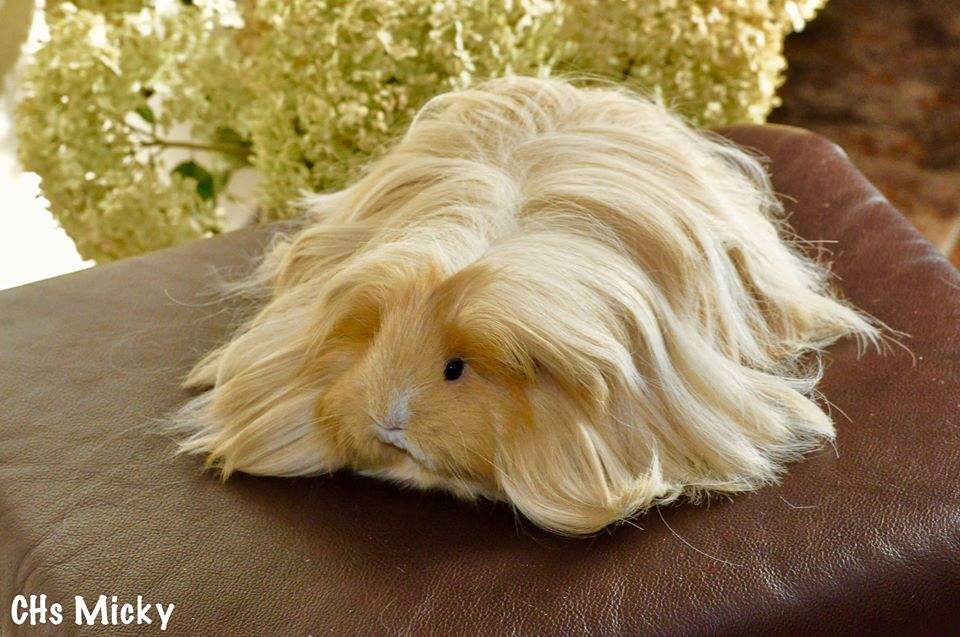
[172,77,878,535]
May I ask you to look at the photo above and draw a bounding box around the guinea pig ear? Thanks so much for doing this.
[493,376,672,536]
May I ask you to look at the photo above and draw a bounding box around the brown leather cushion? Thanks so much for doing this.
[2,125,958,635]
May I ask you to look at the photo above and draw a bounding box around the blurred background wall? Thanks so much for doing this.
[773,0,960,266]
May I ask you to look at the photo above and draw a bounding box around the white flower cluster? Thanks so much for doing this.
[15,0,824,261]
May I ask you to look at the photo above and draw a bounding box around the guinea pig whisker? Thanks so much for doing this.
[362,408,384,430]
[451,425,505,478]
[305,411,338,433]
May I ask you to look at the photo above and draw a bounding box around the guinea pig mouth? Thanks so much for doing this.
[373,425,434,469]
[374,423,406,446]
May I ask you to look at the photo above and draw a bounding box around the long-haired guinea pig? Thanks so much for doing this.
[172,76,879,535]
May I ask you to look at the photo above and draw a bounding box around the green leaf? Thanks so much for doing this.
[172,160,215,201]
[213,126,248,147]
[212,126,253,169]
[214,169,232,190]
[135,105,156,125]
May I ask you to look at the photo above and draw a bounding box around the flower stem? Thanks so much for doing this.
[141,138,252,161]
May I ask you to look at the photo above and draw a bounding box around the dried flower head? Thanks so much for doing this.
[562,0,826,126]
[14,0,824,261]
[244,0,566,216]
[15,1,250,261]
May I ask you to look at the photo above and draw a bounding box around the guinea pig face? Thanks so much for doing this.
[315,273,527,498]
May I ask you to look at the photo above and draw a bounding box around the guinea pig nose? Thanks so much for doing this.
[377,389,413,431]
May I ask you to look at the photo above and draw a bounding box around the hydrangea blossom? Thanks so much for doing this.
[15,0,825,261]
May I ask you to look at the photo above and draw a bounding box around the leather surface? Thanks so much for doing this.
[1,125,958,635]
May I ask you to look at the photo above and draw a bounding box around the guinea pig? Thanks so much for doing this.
[172,76,879,535]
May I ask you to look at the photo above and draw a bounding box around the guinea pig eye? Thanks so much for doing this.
[443,357,465,381]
